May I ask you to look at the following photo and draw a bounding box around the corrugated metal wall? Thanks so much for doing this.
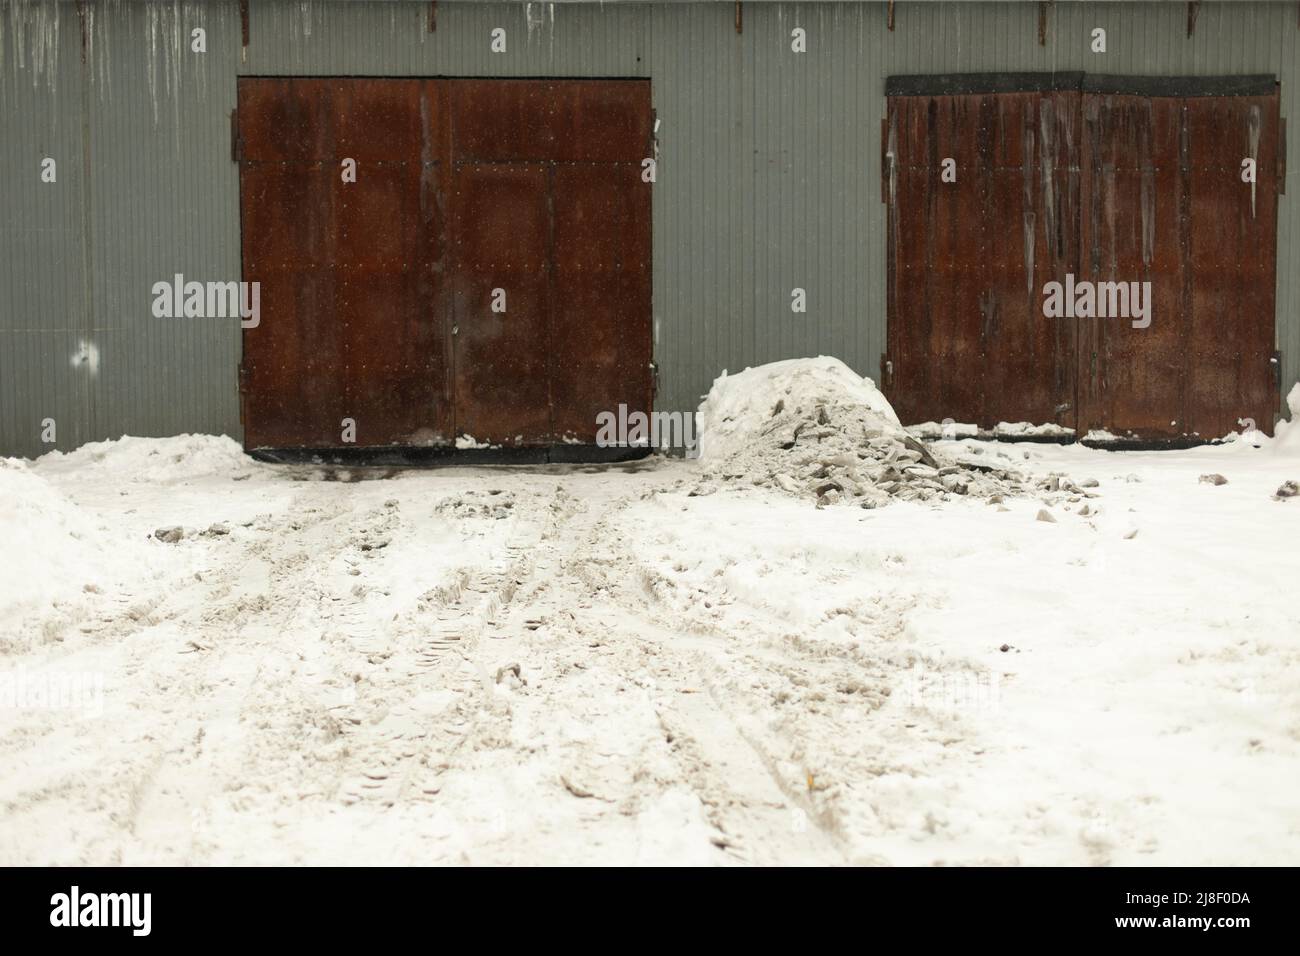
[3,0,1299,458]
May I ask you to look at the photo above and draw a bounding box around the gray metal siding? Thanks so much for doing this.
[1,0,92,454]
[84,0,243,447]
[2,1,1299,458]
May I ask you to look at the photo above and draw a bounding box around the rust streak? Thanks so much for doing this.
[75,0,87,65]
[1279,117,1287,195]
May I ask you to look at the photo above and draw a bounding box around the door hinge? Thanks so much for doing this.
[881,354,893,388]
[881,118,890,204]
[237,363,249,426]
[1272,350,1282,390]
[231,108,240,163]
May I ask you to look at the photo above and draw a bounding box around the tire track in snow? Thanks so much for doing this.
[456,476,849,864]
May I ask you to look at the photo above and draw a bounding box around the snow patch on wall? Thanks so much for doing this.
[70,339,99,377]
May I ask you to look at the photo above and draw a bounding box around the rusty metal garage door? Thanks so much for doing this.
[885,73,1280,441]
[447,80,652,446]
[236,77,652,451]
[885,77,1080,429]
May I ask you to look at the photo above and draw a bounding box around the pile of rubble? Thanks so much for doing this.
[694,358,1088,509]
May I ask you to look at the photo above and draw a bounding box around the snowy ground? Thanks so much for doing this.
[3,423,1299,865]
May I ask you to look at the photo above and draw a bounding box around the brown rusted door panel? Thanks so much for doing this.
[449,78,652,447]
[239,157,343,448]
[550,164,653,441]
[236,78,334,161]
[888,91,1072,429]
[448,79,559,162]
[333,79,426,162]
[888,75,1279,442]
[979,91,1079,429]
[239,78,451,449]
[545,80,655,163]
[327,79,449,447]
[240,273,345,447]
[887,95,988,426]
[448,79,650,164]
[239,77,652,451]
[1078,89,1280,440]
[450,163,552,445]
[1184,92,1279,438]
[1077,93,1187,439]
[240,162,332,272]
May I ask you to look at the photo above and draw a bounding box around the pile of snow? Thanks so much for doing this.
[2,435,251,651]
[907,420,979,440]
[906,420,1076,441]
[0,459,144,644]
[32,434,256,483]
[698,358,901,462]
[994,421,1075,439]
[695,357,1076,507]
[1272,383,1300,457]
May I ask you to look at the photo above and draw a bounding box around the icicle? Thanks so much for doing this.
[1248,105,1261,220]
[147,3,159,124]
[171,0,182,153]
[1039,98,1057,259]
[526,2,546,45]
[1141,167,1155,267]
[85,2,94,89]
[92,0,115,106]
[15,0,27,73]
[1141,102,1155,268]
[188,0,207,105]
[24,0,60,97]
[1023,124,1036,300]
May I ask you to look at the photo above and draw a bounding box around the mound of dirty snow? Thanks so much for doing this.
[907,420,980,440]
[33,434,256,483]
[695,357,1084,508]
[1272,382,1300,457]
[994,421,1076,439]
[0,459,145,635]
[699,358,901,463]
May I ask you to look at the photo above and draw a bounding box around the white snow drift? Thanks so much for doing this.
[1,361,1299,866]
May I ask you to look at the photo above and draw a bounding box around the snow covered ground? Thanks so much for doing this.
[3,371,1299,866]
